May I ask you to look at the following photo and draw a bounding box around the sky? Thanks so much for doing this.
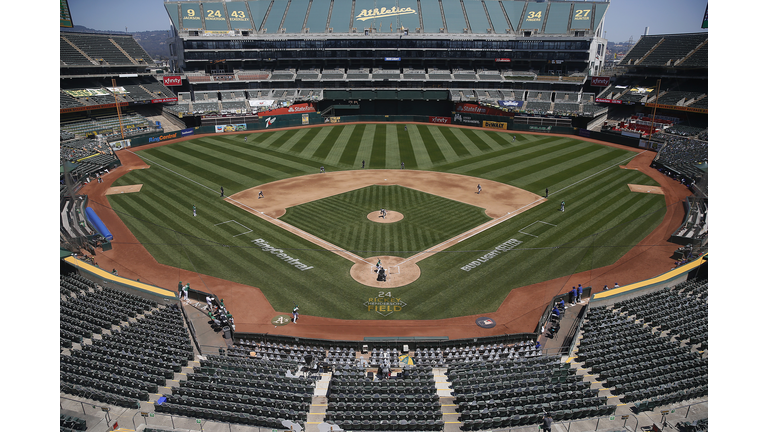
[64,0,709,42]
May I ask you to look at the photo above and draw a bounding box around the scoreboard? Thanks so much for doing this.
[60,0,73,28]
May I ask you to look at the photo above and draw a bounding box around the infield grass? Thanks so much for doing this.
[281,185,492,258]
[107,124,666,320]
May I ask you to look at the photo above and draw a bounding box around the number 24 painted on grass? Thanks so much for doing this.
[379,292,391,297]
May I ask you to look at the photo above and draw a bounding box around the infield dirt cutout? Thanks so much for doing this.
[628,184,665,195]
[227,170,545,287]
[105,184,143,195]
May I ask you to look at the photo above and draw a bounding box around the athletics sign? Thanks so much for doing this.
[355,6,416,22]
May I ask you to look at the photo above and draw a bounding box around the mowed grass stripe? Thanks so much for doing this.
[286,126,323,154]
[385,124,402,168]
[508,146,632,190]
[460,129,493,152]
[137,146,234,192]
[417,125,447,165]
[408,126,434,169]
[199,139,331,179]
[445,127,488,157]
[439,126,473,158]
[365,124,386,168]
[332,125,364,167]
[182,139,300,183]
[471,128,508,152]
[397,125,417,169]
[298,126,334,160]
[312,125,346,160]
[272,128,310,152]
[485,130,516,148]
[453,138,579,178]
[426,125,460,163]
[490,143,628,187]
[438,135,567,175]
[527,148,637,193]
[262,130,293,149]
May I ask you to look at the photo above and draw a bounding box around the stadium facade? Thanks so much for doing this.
[165,0,609,74]
[162,0,610,121]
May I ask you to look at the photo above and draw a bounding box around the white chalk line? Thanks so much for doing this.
[214,220,253,237]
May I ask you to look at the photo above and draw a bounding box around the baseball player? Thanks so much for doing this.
[477,184,482,194]
[193,205,197,216]
[259,191,264,199]
[560,201,565,212]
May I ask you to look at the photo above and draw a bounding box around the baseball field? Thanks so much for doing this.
[104,123,666,321]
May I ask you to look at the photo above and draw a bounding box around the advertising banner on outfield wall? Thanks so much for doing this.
[483,120,507,130]
[428,116,451,124]
[452,113,481,126]
[215,124,247,133]
[181,128,195,137]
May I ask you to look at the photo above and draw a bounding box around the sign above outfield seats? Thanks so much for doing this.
[257,103,316,117]
[455,102,512,118]
[498,100,524,108]
[163,76,183,86]
[590,76,611,86]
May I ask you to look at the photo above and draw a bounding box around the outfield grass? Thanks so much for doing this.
[108,124,665,320]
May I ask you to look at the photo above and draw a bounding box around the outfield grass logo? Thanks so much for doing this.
[365,292,407,316]
[252,238,313,271]
[461,238,522,271]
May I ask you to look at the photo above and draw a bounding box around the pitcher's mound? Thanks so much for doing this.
[367,211,404,223]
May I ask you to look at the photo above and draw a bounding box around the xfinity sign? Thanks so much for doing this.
[163,76,182,86]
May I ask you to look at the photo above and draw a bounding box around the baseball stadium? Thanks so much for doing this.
[59,1,709,431]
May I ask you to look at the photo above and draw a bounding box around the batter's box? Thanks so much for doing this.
[518,220,557,238]
[214,220,253,237]
[370,265,400,275]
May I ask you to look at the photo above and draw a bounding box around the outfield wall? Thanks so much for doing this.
[128,112,605,150]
